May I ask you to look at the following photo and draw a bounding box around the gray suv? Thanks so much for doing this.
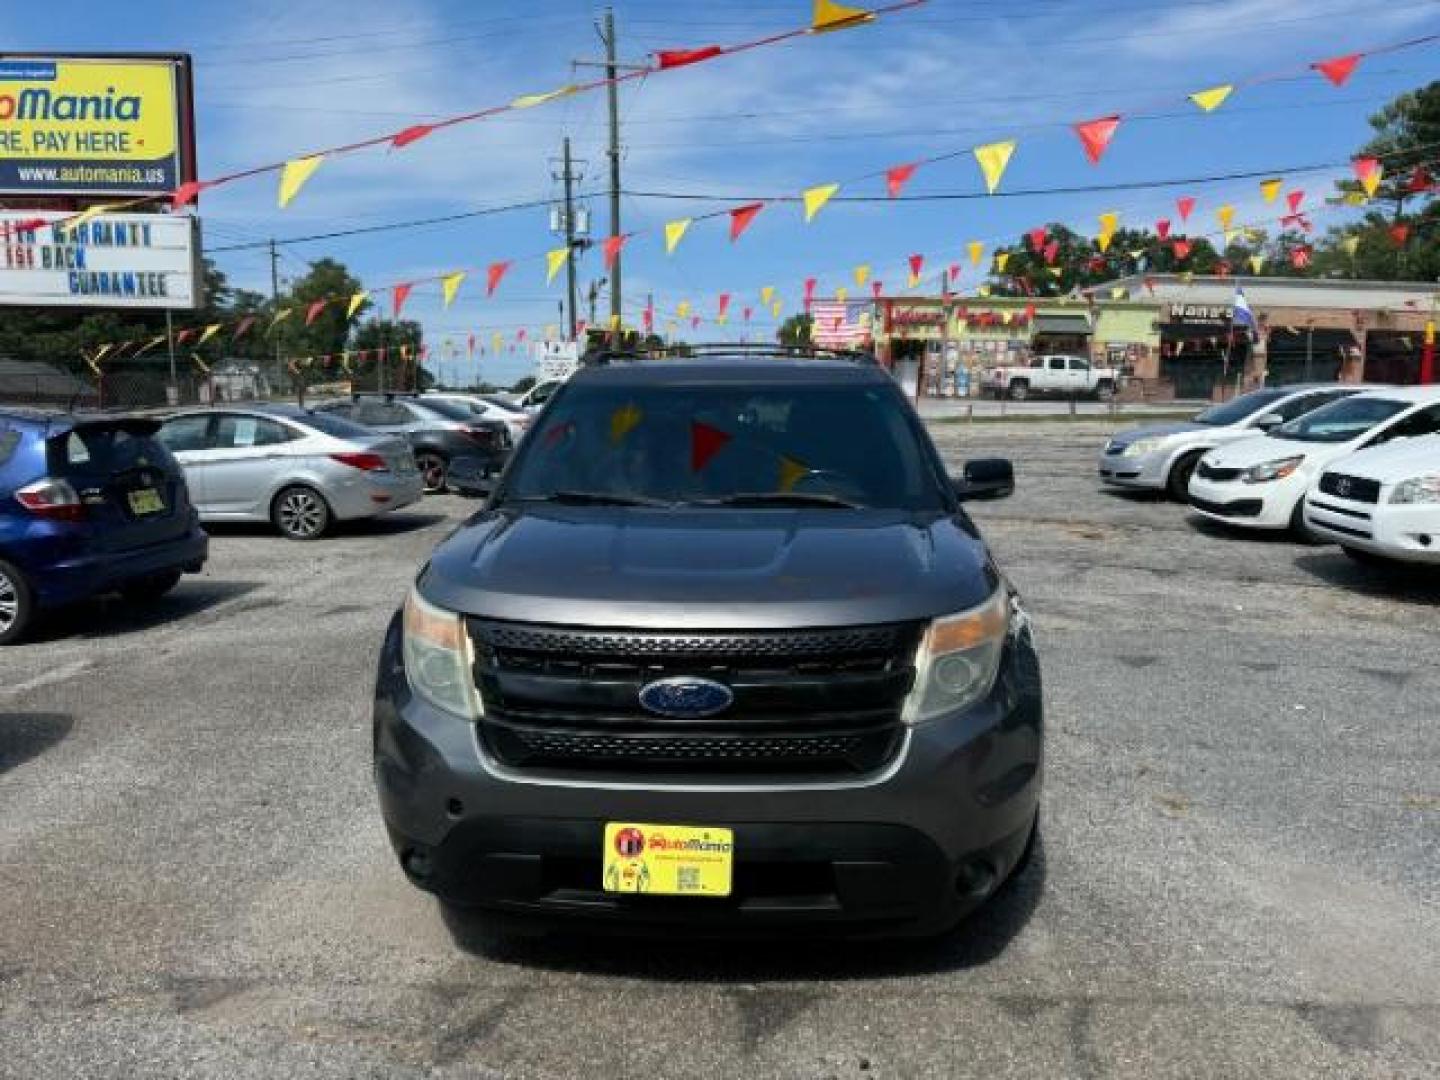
[373,350,1042,937]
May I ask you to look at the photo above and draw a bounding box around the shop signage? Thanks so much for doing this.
[889,306,946,328]
[1168,302,1234,326]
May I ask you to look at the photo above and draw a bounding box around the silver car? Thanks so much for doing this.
[157,405,424,539]
[1098,384,1381,501]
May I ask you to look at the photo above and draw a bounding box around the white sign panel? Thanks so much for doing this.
[0,209,200,309]
[534,340,580,381]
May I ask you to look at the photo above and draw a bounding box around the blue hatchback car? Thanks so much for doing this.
[0,409,208,645]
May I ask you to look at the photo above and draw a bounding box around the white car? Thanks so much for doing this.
[1305,434,1440,565]
[1099,384,1373,500]
[1187,386,1440,534]
[423,392,531,443]
[514,378,565,413]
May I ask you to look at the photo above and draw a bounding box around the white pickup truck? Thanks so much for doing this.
[985,355,1119,401]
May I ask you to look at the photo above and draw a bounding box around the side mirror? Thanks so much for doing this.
[446,455,494,499]
[952,458,1015,501]
[1252,411,1284,431]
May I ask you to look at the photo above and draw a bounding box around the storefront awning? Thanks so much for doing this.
[1033,315,1091,336]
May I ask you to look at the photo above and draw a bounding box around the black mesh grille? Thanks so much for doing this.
[1318,472,1382,504]
[474,623,911,659]
[1196,461,1244,482]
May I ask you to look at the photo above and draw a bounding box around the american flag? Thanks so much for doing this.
[810,301,872,348]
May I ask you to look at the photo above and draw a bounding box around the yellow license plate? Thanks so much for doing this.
[602,823,733,897]
[127,488,164,515]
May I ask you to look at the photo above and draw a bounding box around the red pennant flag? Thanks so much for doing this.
[656,46,723,69]
[729,202,764,241]
[577,321,588,336]
[392,283,413,318]
[947,263,960,283]
[1312,53,1361,87]
[907,254,924,279]
[1286,190,1304,213]
[1216,260,1231,278]
[421,345,430,360]
[691,421,732,472]
[885,162,919,198]
[1352,156,1380,183]
[1024,303,1037,321]
[602,234,628,271]
[176,328,195,345]
[1290,246,1312,269]
[804,277,817,309]
[1155,218,1171,240]
[742,306,752,322]
[1043,240,1060,265]
[305,299,327,326]
[232,315,258,340]
[1027,227,1047,250]
[172,180,207,209]
[1073,115,1121,165]
[1390,224,1410,247]
[1176,196,1196,222]
[718,293,731,319]
[690,315,701,330]
[486,261,512,296]
[468,332,476,356]
[1143,276,1157,295]
[1407,166,1433,193]
[1172,239,1192,260]
[1086,255,1105,273]
[517,329,527,342]
[643,305,655,332]
[871,280,883,299]
[391,124,436,149]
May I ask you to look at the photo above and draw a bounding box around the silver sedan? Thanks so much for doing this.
[157,405,424,539]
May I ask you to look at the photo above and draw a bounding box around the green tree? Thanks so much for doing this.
[350,318,425,391]
[280,258,367,363]
[777,313,813,346]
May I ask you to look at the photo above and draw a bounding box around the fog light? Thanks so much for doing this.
[954,858,997,898]
[402,848,434,881]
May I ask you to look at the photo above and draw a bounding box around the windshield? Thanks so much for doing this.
[1193,388,1289,426]
[502,381,946,511]
[299,411,374,439]
[1271,396,1410,443]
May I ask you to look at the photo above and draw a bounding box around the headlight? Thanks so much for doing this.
[903,589,1011,725]
[1391,474,1440,504]
[1243,455,1305,484]
[402,585,481,719]
[1119,436,1164,458]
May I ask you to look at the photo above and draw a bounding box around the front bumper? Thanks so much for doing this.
[1187,474,1301,530]
[373,615,1043,936]
[1306,494,1440,563]
[1097,449,1167,490]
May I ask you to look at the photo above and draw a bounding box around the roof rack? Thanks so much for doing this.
[579,342,879,367]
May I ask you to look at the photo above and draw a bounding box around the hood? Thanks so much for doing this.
[420,507,1001,630]
[1323,434,1440,482]
[1206,433,1327,468]
[1107,421,1206,447]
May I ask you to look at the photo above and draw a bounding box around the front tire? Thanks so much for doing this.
[1008,381,1029,401]
[272,485,331,540]
[1094,381,1115,402]
[1166,451,1204,502]
[1288,499,1316,542]
[415,451,448,494]
[119,569,182,602]
[0,559,36,646]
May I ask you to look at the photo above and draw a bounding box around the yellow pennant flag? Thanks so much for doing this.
[545,247,568,284]
[968,241,984,267]
[1361,166,1383,198]
[1048,267,1064,278]
[1249,255,1265,274]
[973,140,1016,195]
[802,182,839,222]
[778,456,810,493]
[1342,236,1360,256]
[907,271,920,289]
[491,332,503,354]
[1097,232,1113,253]
[196,323,222,346]
[812,0,874,33]
[664,218,692,255]
[64,205,110,235]
[441,271,466,308]
[853,264,871,286]
[771,299,782,318]
[93,343,114,363]
[1179,271,1195,285]
[1343,191,1367,206]
[835,287,848,302]
[1098,211,1119,236]
[1223,229,1238,248]
[1216,204,1235,229]
[545,324,558,340]
[270,307,292,331]
[610,403,643,444]
[994,252,1010,273]
[977,285,991,297]
[1110,287,1127,300]
[1001,312,1012,326]
[277,154,325,208]
[510,85,578,110]
[346,291,368,318]
[760,286,775,306]
[1259,178,1283,204]
[135,335,166,357]
[1188,85,1234,112]
[677,300,692,318]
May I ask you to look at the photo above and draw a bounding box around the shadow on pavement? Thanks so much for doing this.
[442,834,1047,981]
[1294,550,1440,603]
[201,512,447,541]
[0,713,75,774]
[29,579,262,643]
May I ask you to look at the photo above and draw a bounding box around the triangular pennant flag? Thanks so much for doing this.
[1073,115,1121,165]
[804,278,818,307]
[1188,85,1234,112]
[1390,224,1410,247]
[691,315,702,330]
[1097,232,1113,253]
[546,247,568,284]
[967,241,984,267]
[1043,240,1060,265]
[197,323,222,346]
[232,316,257,341]
[175,328,196,345]
[812,0,874,33]
[995,252,1011,273]
[1027,226,1047,250]
[1172,240,1192,260]
[1259,178,1283,204]
[1047,267,1064,279]
[269,308,292,332]
[1291,246,1312,269]
[718,293,731,319]
[1156,218,1172,240]
[1216,204,1235,229]
[468,332,477,359]
[491,333,503,353]
[656,46,724,69]
[391,124,436,149]
[171,180,207,209]
[677,300,692,318]
[778,456,810,493]
[729,202,764,241]
[664,218,692,255]
[392,283,413,318]
[973,140,1016,194]
[1341,236,1360,257]
[510,85,578,110]
[802,182,840,222]
[305,299,327,326]
[1176,196,1196,221]
[742,306,752,322]
[771,299,782,318]
[1110,287,1127,301]
[1353,157,1382,197]
[486,261,512,296]
[441,271,466,308]
[834,287,848,302]
[1098,211,1119,236]
[906,254,924,289]
[1407,166,1433,193]
[1312,53,1361,87]
[1249,255,1265,274]
[760,286,775,306]
[346,291,368,318]
[130,335,162,358]
[62,205,110,235]
[853,264,871,286]
[691,421,733,471]
[1286,190,1304,214]
[278,155,324,208]
[602,234,629,271]
[886,162,919,198]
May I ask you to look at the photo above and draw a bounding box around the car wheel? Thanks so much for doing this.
[1008,381,1029,401]
[272,485,331,540]
[0,559,36,646]
[415,451,448,494]
[1094,381,1115,402]
[1166,451,1204,502]
[119,570,183,602]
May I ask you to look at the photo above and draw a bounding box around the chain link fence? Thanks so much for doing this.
[0,356,319,413]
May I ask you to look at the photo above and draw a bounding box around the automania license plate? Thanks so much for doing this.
[602,823,733,897]
[127,488,165,515]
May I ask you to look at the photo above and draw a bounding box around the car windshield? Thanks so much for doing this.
[1271,396,1410,443]
[502,381,946,511]
[1193,388,1290,426]
[299,411,374,439]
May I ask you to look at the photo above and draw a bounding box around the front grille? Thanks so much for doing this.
[1196,461,1244,482]
[1190,495,1263,518]
[468,619,922,777]
[1319,472,1381,504]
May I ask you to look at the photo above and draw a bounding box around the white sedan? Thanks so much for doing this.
[1305,434,1440,565]
[1186,387,1440,534]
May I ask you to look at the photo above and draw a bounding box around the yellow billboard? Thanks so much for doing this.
[0,55,192,196]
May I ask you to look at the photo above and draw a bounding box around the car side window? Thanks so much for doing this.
[1273,393,1325,422]
[1069,357,1090,371]
[214,416,293,449]
[158,415,212,453]
[1372,404,1440,444]
[1048,357,1065,371]
[355,401,398,426]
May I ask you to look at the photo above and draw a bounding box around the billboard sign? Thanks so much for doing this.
[535,340,580,380]
[0,210,201,309]
[0,54,194,196]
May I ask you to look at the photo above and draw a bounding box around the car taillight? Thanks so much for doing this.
[330,452,390,472]
[15,478,86,522]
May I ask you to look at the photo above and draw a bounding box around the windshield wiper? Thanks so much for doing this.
[521,489,676,507]
[688,491,863,509]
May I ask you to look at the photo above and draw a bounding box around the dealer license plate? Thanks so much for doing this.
[127,488,165,515]
[602,823,733,897]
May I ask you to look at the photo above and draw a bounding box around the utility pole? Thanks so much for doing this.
[164,308,178,403]
[268,239,283,400]
[562,137,580,341]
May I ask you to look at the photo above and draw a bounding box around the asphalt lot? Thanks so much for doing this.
[2,420,1437,1079]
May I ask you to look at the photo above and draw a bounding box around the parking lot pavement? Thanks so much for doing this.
[1,423,1437,1079]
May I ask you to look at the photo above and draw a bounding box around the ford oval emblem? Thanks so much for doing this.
[638,676,734,719]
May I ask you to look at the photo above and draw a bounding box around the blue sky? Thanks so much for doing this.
[7,0,1440,384]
